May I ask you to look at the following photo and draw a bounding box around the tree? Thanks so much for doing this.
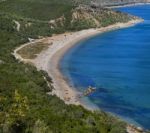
[3,90,29,133]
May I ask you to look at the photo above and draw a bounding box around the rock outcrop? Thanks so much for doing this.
[0,60,4,64]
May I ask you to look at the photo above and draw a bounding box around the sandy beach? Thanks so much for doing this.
[13,19,143,110]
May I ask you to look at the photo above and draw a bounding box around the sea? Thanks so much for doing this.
[60,5,150,129]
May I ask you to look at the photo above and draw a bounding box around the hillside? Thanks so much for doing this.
[0,0,136,40]
[0,0,145,133]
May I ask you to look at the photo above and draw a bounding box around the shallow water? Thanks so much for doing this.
[60,5,150,129]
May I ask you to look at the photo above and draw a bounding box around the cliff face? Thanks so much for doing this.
[69,5,135,30]
[47,5,135,31]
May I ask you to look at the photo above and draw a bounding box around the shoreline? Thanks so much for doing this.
[31,19,143,110]
[13,19,143,109]
[13,18,145,131]
[13,18,144,111]
[106,2,150,8]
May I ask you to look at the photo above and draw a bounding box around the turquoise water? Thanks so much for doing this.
[60,5,150,129]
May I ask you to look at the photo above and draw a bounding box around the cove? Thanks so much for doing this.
[60,5,150,129]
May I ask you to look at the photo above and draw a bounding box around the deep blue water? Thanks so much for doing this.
[60,5,150,129]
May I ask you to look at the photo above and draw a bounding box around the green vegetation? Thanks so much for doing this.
[0,0,73,21]
[0,0,137,132]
